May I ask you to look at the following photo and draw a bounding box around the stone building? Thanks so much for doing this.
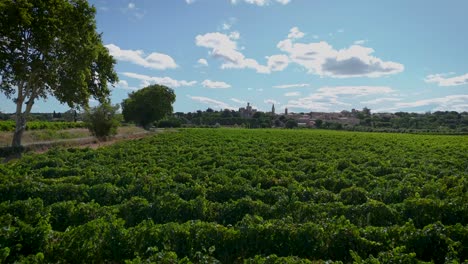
[239,102,257,118]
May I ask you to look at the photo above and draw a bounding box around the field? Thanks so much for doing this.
[0,126,149,149]
[1,128,468,263]
[0,121,86,132]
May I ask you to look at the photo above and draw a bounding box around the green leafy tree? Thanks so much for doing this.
[285,119,298,129]
[315,119,323,128]
[0,0,118,147]
[84,102,120,141]
[121,84,176,129]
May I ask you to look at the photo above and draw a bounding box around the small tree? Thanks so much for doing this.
[121,84,176,129]
[84,103,120,141]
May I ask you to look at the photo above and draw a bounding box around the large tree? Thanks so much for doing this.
[122,84,176,129]
[0,0,118,147]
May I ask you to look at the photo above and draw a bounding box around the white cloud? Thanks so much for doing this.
[361,97,401,105]
[220,17,237,31]
[354,39,368,45]
[287,27,305,39]
[284,96,349,112]
[105,44,177,70]
[185,0,196,4]
[117,80,128,88]
[264,99,280,105]
[273,83,309,89]
[229,31,240,40]
[277,37,404,78]
[238,0,268,6]
[197,58,208,66]
[267,54,289,71]
[231,98,247,104]
[222,23,231,30]
[195,32,286,74]
[201,79,231,89]
[284,86,394,112]
[122,72,196,88]
[337,29,344,33]
[317,86,395,97]
[188,95,236,110]
[115,80,138,91]
[231,0,291,5]
[396,95,468,112]
[424,73,468,86]
[284,91,301,97]
[122,2,145,19]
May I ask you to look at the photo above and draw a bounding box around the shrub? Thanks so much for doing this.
[84,103,121,141]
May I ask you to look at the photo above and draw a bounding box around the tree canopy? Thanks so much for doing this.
[121,84,176,129]
[0,0,117,147]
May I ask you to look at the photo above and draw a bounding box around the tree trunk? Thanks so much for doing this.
[12,114,26,147]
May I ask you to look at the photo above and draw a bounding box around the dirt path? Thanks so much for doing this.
[29,131,158,153]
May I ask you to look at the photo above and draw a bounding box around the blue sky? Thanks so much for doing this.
[1,0,468,113]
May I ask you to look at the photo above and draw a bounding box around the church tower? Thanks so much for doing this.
[272,104,275,114]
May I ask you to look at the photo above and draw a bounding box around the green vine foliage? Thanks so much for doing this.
[0,129,467,263]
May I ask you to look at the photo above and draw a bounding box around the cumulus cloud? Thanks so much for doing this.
[287,27,305,39]
[277,36,404,78]
[267,54,289,71]
[284,96,349,112]
[231,0,291,5]
[188,95,237,110]
[264,99,280,105]
[197,58,208,66]
[396,95,468,112]
[115,80,139,91]
[316,86,395,97]
[105,44,177,70]
[361,97,401,105]
[424,73,468,86]
[273,83,309,89]
[201,79,231,89]
[231,98,247,104]
[195,32,287,73]
[284,86,395,112]
[121,72,196,88]
[284,91,301,97]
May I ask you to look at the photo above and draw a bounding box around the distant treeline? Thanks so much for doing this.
[2,109,468,133]
[159,109,468,134]
[348,111,468,134]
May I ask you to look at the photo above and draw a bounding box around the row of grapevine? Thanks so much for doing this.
[0,121,86,132]
[0,129,467,263]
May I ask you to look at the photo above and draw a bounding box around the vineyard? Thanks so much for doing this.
[0,121,86,132]
[1,129,468,263]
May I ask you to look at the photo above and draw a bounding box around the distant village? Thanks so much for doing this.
[236,102,372,128]
[1,102,466,132]
[175,102,468,132]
